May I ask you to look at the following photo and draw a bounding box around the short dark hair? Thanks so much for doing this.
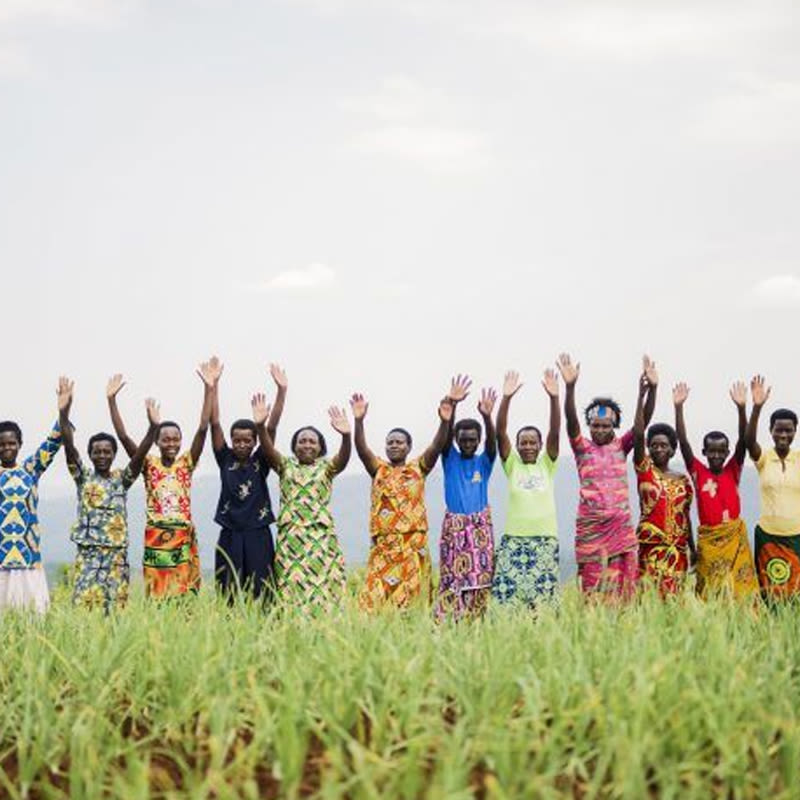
[87,432,118,455]
[291,426,328,457]
[646,423,677,450]
[516,425,542,444]
[454,418,482,438]
[770,408,798,429]
[387,427,412,447]
[703,430,729,449]
[0,421,22,445]
[230,419,257,437]
[157,421,182,437]
[584,397,622,429]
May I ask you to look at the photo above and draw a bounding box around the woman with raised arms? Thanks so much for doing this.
[251,392,351,612]
[350,388,453,611]
[490,368,561,610]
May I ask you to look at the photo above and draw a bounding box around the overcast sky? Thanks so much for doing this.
[2,0,799,493]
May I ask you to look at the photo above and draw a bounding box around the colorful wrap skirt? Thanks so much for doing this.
[695,518,758,600]
[274,523,347,612]
[143,523,201,599]
[578,548,638,600]
[754,526,800,600]
[435,508,494,621]
[359,530,431,612]
[73,545,130,612]
[637,521,690,596]
[491,535,559,609]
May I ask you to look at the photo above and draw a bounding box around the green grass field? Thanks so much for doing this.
[1,582,798,799]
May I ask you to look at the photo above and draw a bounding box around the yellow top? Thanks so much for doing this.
[756,449,800,536]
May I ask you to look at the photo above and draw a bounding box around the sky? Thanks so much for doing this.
[2,0,800,494]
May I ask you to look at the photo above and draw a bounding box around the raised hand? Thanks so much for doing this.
[251,393,271,426]
[57,376,74,413]
[197,360,214,387]
[730,381,748,409]
[329,406,351,435]
[642,354,658,387]
[350,393,369,420]
[673,382,690,407]
[751,375,772,408]
[556,353,580,386]
[106,374,126,400]
[270,363,288,391]
[542,368,559,398]
[502,370,522,398]
[448,374,472,404]
[438,397,454,423]
[478,387,498,418]
[206,355,224,385]
[145,398,161,427]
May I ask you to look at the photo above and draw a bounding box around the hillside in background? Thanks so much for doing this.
[37,458,762,582]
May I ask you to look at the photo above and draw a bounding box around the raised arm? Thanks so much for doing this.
[642,355,658,427]
[210,357,226,453]
[349,393,379,477]
[497,371,522,462]
[746,375,771,463]
[542,368,561,461]
[127,398,160,480]
[673,382,694,468]
[633,373,649,465]
[106,374,137,458]
[557,353,581,440]
[420,397,455,471]
[730,381,748,465]
[190,358,217,465]
[443,375,472,454]
[252,393,283,472]
[328,406,352,475]
[58,377,79,470]
[266,363,288,442]
[478,388,498,460]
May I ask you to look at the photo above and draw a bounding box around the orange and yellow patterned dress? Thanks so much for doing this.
[635,455,694,595]
[359,458,432,611]
[142,452,201,598]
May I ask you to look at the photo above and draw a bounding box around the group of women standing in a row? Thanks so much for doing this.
[0,354,796,615]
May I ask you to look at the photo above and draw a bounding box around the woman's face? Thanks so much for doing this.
[294,429,322,464]
[516,430,542,464]
[0,431,20,468]
[647,433,674,469]
[385,432,410,465]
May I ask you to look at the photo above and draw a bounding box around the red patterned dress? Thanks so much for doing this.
[635,455,693,595]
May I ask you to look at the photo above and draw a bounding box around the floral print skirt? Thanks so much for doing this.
[74,545,129,612]
[755,525,800,600]
[491,535,559,610]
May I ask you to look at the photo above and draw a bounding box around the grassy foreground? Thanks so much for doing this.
[1,583,799,800]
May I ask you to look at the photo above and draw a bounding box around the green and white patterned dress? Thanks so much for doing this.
[274,457,346,611]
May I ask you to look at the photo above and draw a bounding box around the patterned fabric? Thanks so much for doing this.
[754,525,800,600]
[635,456,694,595]
[69,463,135,547]
[359,531,431,611]
[690,456,742,526]
[359,458,432,611]
[143,524,201,598]
[143,452,195,527]
[570,431,637,565]
[0,422,61,570]
[435,508,495,620]
[695,518,758,599]
[213,445,275,531]
[578,550,638,599]
[491,535,559,609]
[73,546,130,611]
[274,457,346,611]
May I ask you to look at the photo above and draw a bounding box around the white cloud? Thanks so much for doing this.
[691,77,800,149]
[752,275,800,308]
[0,41,30,76]
[0,0,133,25]
[340,75,442,123]
[258,262,337,292]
